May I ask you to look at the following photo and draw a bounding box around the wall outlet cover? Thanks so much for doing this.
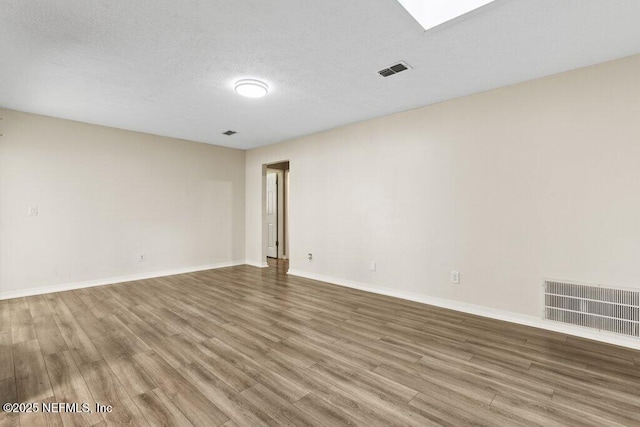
[451,271,460,284]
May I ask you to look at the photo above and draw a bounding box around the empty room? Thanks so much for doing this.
[1,0,640,426]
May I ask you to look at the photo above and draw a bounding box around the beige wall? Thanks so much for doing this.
[0,109,245,297]
[246,54,640,319]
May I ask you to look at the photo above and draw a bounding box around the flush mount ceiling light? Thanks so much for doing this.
[234,79,269,98]
[396,0,495,31]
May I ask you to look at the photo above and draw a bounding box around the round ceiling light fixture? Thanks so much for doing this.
[234,79,269,98]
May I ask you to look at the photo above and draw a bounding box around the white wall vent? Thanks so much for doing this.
[544,280,639,337]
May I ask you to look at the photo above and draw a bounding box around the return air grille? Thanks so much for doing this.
[378,61,411,77]
[544,280,639,337]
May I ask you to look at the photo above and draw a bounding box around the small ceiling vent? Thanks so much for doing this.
[378,61,411,77]
[223,130,237,136]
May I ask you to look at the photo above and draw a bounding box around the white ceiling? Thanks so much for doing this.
[1,0,640,150]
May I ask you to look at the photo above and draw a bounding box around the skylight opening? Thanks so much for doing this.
[396,0,495,31]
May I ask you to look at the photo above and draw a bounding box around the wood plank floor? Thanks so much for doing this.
[1,259,640,426]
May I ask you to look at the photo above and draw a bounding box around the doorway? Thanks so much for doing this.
[264,161,289,263]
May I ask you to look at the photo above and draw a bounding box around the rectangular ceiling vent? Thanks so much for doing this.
[222,130,236,136]
[544,280,639,337]
[378,61,411,77]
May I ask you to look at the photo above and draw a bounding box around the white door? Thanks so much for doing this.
[266,171,278,258]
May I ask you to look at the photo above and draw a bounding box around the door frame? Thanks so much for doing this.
[262,160,290,265]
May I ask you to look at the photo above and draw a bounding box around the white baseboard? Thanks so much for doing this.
[287,269,640,350]
[244,260,269,268]
[0,260,245,300]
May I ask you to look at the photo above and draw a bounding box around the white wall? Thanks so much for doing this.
[0,109,245,298]
[246,54,640,320]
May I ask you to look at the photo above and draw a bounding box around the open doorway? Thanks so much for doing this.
[264,161,290,268]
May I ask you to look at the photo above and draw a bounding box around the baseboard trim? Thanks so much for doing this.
[0,260,245,300]
[244,260,269,268]
[287,269,640,350]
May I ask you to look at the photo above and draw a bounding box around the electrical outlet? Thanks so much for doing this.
[451,271,460,284]
[369,261,377,272]
[307,253,313,261]
[27,206,38,216]
[139,253,146,262]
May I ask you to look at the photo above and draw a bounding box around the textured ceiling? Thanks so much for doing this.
[1,0,640,149]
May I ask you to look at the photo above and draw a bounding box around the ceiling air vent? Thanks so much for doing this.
[544,280,639,337]
[378,61,411,77]
[223,130,236,136]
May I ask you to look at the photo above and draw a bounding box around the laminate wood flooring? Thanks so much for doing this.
[1,260,639,426]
